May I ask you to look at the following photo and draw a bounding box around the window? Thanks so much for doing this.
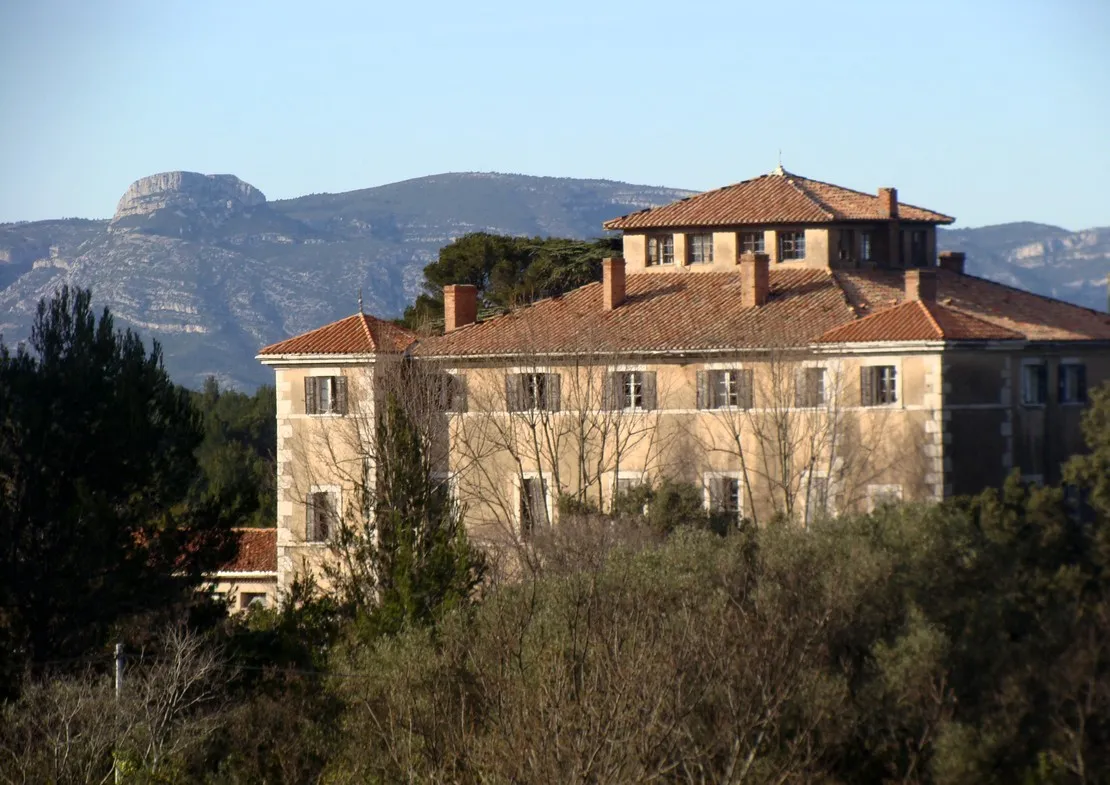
[1059,363,1087,404]
[795,367,827,407]
[615,475,643,497]
[687,233,713,264]
[520,476,549,535]
[306,489,338,543]
[740,231,765,254]
[910,230,927,267]
[706,475,743,519]
[861,365,898,406]
[436,373,467,412]
[1022,362,1047,406]
[240,593,268,610]
[507,372,560,411]
[607,371,657,411]
[867,484,903,512]
[804,474,831,527]
[779,230,806,261]
[697,369,754,409]
[860,231,872,262]
[304,376,348,415]
[647,235,675,266]
[837,229,854,261]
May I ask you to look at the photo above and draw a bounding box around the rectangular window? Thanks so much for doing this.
[1059,363,1087,404]
[436,373,467,412]
[861,365,898,406]
[804,475,830,527]
[796,367,827,407]
[507,372,560,411]
[304,376,348,415]
[240,593,268,610]
[1022,362,1047,406]
[697,369,754,409]
[687,233,713,264]
[779,230,806,261]
[910,230,927,267]
[860,231,872,261]
[837,229,854,261]
[867,484,903,512]
[647,235,675,266]
[707,475,742,518]
[608,371,657,411]
[306,490,338,543]
[520,476,549,536]
[740,231,765,254]
[615,476,642,497]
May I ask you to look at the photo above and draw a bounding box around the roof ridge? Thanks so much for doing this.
[603,173,776,228]
[357,312,378,350]
[918,299,944,338]
[946,270,1110,319]
[924,298,1026,339]
[783,173,956,223]
[782,173,838,220]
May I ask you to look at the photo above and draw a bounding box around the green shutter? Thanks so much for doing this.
[304,377,317,415]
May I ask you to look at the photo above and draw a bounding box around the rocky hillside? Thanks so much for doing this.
[0,171,1106,389]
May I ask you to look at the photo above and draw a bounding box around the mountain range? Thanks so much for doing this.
[1,171,1106,390]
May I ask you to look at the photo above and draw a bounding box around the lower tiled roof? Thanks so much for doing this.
[219,528,277,573]
[258,313,416,356]
[818,299,1024,343]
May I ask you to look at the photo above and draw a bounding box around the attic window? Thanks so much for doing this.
[647,235,674,266]
[779,231,806,261]
[687,233,713,264]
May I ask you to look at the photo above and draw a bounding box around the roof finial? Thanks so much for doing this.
[357,287,364,314]
[773,150,785,176]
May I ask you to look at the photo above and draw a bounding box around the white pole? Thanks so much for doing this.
[114,643,124,783]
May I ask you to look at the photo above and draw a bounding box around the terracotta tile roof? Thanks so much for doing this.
[603,170,954,230]
[258,312,416,356]
[818,299,1024,343]
[413,268,1110,358]
[219,528,277,573]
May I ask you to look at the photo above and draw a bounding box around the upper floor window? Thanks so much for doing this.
[607,371,657,411]
[860,231,873,262]
[687,233,713,264]
[740,231,765,254]
[796,367,827,407]
[520,475,550,536]
[507,372,560,411]
[861,365,898,406]
[706,475,742,518]
[1059,363,1087,404]
[697,369,754,409]
[910,229,927,267]
[305,376,348,415]
[1022,362,1047,406]
[779,230,806,261]
[647,235,675,266]
[435,373,467,412]
[306,489,338,542]
[837,229,855,261]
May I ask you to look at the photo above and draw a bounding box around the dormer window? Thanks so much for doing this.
[687,233,713,264]
[739,231,765,254]
[647,235,674,266]
[779,230,806,261]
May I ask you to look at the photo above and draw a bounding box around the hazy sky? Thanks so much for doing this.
[2,0,1108,228]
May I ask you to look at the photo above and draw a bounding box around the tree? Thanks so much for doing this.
[0,287,239,689]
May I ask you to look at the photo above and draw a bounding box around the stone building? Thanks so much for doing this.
[258,168,1110,593]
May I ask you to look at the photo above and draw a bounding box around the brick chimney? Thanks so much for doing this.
[878,187,899,219]
[443,284,477,332]
[602,257,626,311]
[905,268,937,302]
[740,251,770,308]
[937,251,966,274]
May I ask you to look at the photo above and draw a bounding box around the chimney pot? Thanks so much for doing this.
[443,284,478,333]
[602,257,626,311]
[879,187,899,219]
[937,251,966,275]
[905,268,937,302]
[740,251,770,308]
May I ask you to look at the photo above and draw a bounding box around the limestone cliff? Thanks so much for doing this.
[112,172,266,224]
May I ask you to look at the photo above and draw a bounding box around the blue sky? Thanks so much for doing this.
[1,0,1108,229]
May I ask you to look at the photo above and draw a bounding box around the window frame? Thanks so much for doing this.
[1021,360,1048,407]
[779,230,806,261]
[837,228,855,261]
[861,365,899,407]
[910,229,928,267]
[518,472,552,536]
[687,232,714,264]
[1058,362,1088,405]
[739,231,765,255]
[796,366,827,408]
[704,471,744,520]
[306,486,340,544]
[609,370,657,411]
[647,234,675,266]
[860,231,872,262]
[304,375,348,416]
[698,368,754,410]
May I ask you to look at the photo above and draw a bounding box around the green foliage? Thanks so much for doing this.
[612,478,735,535]
[0,287,240,692]
[401,232,621,327]
[190,377,276,527]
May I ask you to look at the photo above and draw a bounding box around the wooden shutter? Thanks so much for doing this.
[334,376,348,415]
[708,477,723,511]
[304,377,317,414]
[506,374,523,412]
[545,373,561,411]
[449,374,467,412]
[794,371,806,408]
[603,373,619,410]
[738,369,754,409]
[531,478,548,527]
[305,494,315,541]
[641,372,658,410]
[860,367,875,407]
[696,370,709,409]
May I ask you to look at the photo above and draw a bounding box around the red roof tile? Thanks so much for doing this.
[258,313,416,356]
[603,170,954,230]
[818,299,1024,343]
[220,528,277,573]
